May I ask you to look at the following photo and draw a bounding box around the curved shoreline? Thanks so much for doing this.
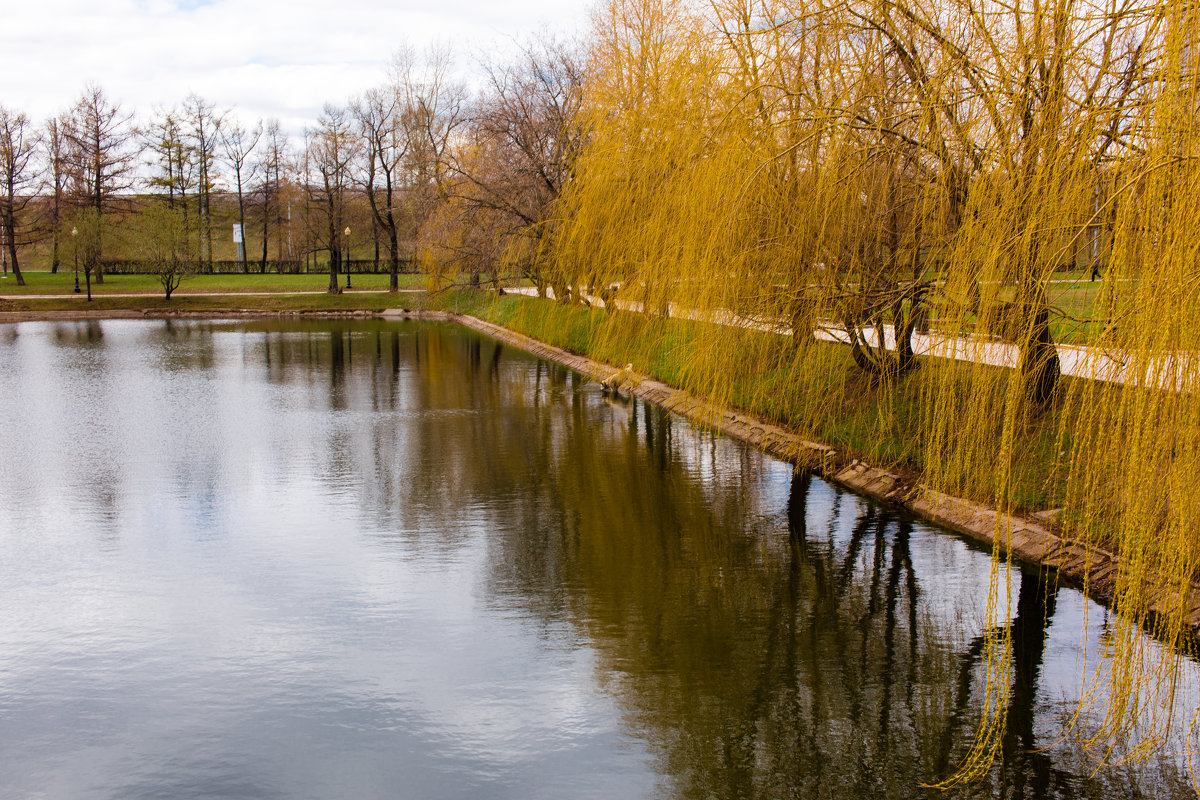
[5,305,1197,634]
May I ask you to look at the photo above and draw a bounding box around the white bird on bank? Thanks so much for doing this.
[601,363,635,395]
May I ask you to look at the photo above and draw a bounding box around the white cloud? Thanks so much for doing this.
[0,0,592,132]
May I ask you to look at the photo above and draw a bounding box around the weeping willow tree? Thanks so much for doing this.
[456,0,1200,785]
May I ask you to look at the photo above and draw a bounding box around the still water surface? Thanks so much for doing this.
[0,319,1193,799]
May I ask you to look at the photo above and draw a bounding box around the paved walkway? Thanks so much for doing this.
[507,287,1179,390]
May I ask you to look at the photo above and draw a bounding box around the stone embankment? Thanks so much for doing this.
[406,309,1200,634]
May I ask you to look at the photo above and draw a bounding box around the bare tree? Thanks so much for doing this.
[253,119,291,273]
[143,108,193,208]
[353,87,409,290]
[64,84,135,285]
[183,94,223,273]
[142,107,198,266]
[300,133,316,273]
[0,106,39,286]
[221,118,262,273]
[309,104,357,293]
[43,115,69,273]
[392,44,466,227]
[436,37,584,291]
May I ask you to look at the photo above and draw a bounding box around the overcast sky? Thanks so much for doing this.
[0,0,593,134]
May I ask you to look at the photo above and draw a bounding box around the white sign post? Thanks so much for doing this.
[232,224,245,272]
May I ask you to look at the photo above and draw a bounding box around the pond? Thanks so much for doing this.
[0,318,1193,799]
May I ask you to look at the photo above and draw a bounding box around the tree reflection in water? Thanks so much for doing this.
[276,321,1176,800]
[113,319,1191,799]
[385,325,1182,800]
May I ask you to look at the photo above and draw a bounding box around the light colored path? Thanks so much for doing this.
[507,286,1179,390]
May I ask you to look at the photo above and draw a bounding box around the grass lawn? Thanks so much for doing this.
[0,270,429,295]
[0,291,433,314]
[926,278,1125,346]
[433,289,1080,513]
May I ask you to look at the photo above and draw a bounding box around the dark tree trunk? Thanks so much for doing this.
[842,284,925,377]
[388,225,399,291]
[260,203,269,274]
[372,216,380,273]
[94,223,104,284]
[328,247,341,294]
[789,290,814,352]
[1019,300,1061,409]
[236,174,248,274]
[4,208,22,286]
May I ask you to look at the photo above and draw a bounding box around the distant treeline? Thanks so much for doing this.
[95,256,416,275]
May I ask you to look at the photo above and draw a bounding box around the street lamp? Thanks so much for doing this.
[344,226,352,289]
[71,227,80,293]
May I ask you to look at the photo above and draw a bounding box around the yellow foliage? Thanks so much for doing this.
[489,0,1200,785]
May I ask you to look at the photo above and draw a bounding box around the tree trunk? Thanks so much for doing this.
[5,208,23,286]
[841,287,924,377]
[236,173,247,274]
[260,198,269,274]
[94,221,104,284]
[788,290,814,351]
[1019,299,1061,409]
[388,225,399,292]
[91,158,104,283]
[372,217,380,273]
[328,247,341,294]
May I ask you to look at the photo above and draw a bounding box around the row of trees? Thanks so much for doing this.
[0,37,581,298]
[0,86,135,288]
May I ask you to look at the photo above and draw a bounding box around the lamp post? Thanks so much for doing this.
[72,227,80,293]
[344,226,352,289]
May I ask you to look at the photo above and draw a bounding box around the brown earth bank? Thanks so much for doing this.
[6,305,1199,638]
[0,308,390,322]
